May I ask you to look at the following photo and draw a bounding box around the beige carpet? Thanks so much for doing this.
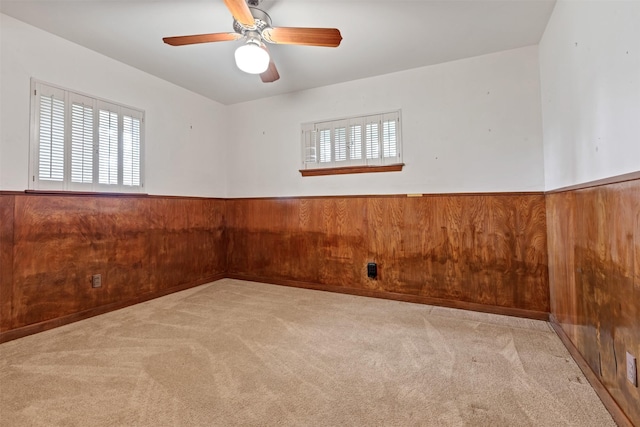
[0,279,615,426]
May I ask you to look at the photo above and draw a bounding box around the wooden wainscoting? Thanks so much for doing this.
[0,193,227,342]
[0,195,15,334]
[547,179,640,426]
[227,193,549,318]
[1,191,549,342]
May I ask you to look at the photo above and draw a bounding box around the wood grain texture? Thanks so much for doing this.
[227,197,369,287]
[227,194,549,313]
[550,316,634,427]
[147,198,226,291]
[0,195,15,332]
[12,196,150,327]
[0,274,224,344]
[546,170,640,194]
[3,194,227,334]
[229,274,549,320]
[547,180,640,425]
[3,192,549,342]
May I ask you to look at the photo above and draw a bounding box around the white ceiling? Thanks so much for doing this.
[1,0,556,105]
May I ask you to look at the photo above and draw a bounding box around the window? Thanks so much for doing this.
[301,111,403,176]
[30,80,144,192]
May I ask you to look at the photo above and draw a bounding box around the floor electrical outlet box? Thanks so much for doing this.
[92,274,102,288]
[627,352,637,387]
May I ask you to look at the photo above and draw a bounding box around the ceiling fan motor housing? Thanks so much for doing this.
[163,0,341,83]
[233,7,272,40]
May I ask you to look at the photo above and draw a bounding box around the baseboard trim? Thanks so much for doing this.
[0,272,549,343]
[227,274,549,321]
[0,273,225,344]
[549,315,633,427]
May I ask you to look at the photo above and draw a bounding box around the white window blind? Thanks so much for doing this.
[365,122,379,160]
[71,96,94,184]
[334,127,347,162]
[319,129,331,163]
[98,108,119,185]
[383,119,396,158]
[38,92,65,182]
[349,124,362,160]
[30,80,144,192]
[303,130,317,164]
[302,110,402,170]
[123,115,141,187]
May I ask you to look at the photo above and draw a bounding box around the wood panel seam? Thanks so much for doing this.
[549,316,634,427]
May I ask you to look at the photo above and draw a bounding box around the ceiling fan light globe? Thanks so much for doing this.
[235,42,270,74]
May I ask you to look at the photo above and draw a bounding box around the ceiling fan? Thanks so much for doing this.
[163,0,343,83]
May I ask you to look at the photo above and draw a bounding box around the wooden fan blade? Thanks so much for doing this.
[262,27,342,47]
[261,60,280,83]
[223,0,255,28]
[163,32,241,46]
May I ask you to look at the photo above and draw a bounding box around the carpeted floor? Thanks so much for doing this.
[0,279,615,426]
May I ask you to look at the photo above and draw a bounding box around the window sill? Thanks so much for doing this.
[300,164,404,177]
[24,190,148,197]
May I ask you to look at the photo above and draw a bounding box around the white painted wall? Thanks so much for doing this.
[2,14,546,198]
[226,46,545,197]
[0,14,228,197]
[539,1,640,190]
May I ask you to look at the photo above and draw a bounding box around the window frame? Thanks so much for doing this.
[29,79,145,193]
[300,110,404,176]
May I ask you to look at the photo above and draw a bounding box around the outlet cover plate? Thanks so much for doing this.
[627,352,637,387]
[92,274,102,288]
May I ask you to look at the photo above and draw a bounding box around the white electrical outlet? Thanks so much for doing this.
[627,352,637,387]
